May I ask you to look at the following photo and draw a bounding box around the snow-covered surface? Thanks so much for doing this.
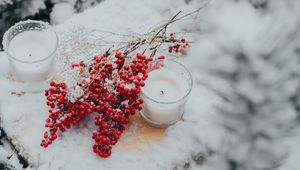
[0,0,225,169]
[1,0,300,169]
[0,54,224,170]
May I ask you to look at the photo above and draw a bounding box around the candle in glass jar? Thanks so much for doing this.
[8,31,57,81]
[3,20,58,82]
[141,63,192,127]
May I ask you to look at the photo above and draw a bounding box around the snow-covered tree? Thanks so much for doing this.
[193,0,300,169]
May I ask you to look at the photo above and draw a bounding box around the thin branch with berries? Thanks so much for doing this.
[41,7,203,158]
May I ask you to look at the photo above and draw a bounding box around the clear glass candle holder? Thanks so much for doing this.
[140,59,193,128]
[2,20,58,82]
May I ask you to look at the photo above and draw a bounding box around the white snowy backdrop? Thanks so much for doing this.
[1,0,300,170]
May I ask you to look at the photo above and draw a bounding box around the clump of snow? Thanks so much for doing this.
[50,2,74,25]
[20,0,47,18]
[0,0,13,5]
[0,146,10,163]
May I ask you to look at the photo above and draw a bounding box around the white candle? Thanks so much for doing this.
[141,67,191,126]
[7,30,57,81]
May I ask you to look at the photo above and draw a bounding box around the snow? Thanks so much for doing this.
[20,0,47,18]
[0,0,225,170]
[0,50,224,170]
[50,3,74,25]
[1,0,300,169]
[0,0,13,5]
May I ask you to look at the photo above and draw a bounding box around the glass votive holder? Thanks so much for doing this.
[2,20,58,82]
[140,59,193,128]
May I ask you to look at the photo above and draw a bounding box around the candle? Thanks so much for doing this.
[140,60,193,127]
[3,20,58,82]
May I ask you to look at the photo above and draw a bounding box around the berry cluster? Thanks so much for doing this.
[168,33,189,55]
[41,51,154,158]
[91,53,152,157]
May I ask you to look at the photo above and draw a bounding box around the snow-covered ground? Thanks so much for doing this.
[1,0,300,169]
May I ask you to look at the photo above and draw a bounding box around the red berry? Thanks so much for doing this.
[158,56,165,60]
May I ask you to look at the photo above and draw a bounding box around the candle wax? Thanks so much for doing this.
[141,68,189,125]
[142,68,186,102]
[8,31,55,62]
[7,30,57,81]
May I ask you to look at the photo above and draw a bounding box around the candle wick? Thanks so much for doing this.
[160,90,164,95]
